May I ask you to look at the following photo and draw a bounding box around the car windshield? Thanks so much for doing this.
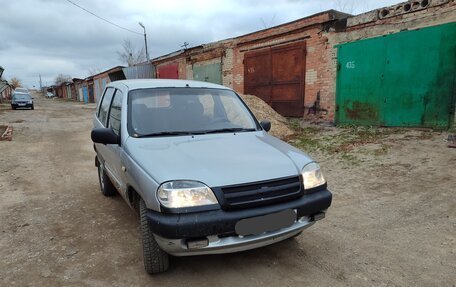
[13,93,31,101]
[129,88,259,137]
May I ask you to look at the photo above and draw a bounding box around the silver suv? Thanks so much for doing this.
[91,79,332,274]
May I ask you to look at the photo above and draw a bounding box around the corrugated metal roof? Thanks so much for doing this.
[122,64,155,79]
[92,65,126,79]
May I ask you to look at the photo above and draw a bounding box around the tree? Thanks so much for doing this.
[54,74,72,86]
[333,0,358,14]
[260,13,276,29]
[10,77,22,89]
[88,67,101,76]
[117,39,146,67]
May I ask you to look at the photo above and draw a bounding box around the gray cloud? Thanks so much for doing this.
[0,0,400,87]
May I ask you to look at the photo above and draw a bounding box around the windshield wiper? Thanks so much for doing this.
[136,128,257,137]
[135,131,193,138]
[197,128,257,134]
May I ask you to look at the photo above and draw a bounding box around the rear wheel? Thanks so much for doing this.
[31,105,34,110]
[140,198,169,274]
[97,163,116,196]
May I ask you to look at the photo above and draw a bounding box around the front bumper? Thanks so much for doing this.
[146,188,332,256]
[155,215,318,256]
[12,103,33,109]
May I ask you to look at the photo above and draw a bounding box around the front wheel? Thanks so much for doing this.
[140,198,169,274]
[97,163,116,196]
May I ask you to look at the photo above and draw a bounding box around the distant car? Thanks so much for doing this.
[14,87,28,93]
[11,92,34,110]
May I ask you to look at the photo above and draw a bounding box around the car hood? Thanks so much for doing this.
[125,131,313,187]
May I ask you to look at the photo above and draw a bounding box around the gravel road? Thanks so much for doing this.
[0,93,454,286]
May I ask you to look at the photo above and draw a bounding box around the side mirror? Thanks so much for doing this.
[91,128,119,145]
[259,120,271,132]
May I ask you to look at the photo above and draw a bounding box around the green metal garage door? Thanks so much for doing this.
[193,63,222,85]
[336,22,456,128]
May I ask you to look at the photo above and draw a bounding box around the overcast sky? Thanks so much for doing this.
[0,0,400,88]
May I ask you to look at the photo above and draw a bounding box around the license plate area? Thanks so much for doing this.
[235,209,296,236]
[18,103,26,106]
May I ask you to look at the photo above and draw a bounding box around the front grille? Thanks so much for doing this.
[215,176,303,210]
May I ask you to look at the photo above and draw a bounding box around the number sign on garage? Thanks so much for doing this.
[244,41,306,117]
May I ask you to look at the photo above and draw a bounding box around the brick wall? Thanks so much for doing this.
[231,25,332,118]
[222,48,234,87]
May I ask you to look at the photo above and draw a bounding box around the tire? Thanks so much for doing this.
[140,198,169,274]
[31,105,34,110]
[97,163,116,196]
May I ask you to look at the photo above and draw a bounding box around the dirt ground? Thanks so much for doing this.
[0,93,454,287]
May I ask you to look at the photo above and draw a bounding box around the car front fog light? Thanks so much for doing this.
[301,162,326,190]
[157,181,218,208]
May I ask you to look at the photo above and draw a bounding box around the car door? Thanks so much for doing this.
[104,89,128,199]
[94,87,121,189]
[94,87,115,168]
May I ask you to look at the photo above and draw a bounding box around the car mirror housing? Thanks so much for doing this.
[259,120,271,132]
[91,128,119,145]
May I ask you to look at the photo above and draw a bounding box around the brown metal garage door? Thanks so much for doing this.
[244,41,306,117]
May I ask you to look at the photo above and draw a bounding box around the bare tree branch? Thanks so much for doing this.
[10,77,22,89]
[333,0,358,14]
[117,39,146,67]
[54,74,72,86]
[88,67,101,76]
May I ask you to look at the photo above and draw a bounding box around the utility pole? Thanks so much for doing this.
[39,74,43,92]
[138,22,150,61]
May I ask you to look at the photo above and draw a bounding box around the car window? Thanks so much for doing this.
[108,90,122,136]
[98,88,115,126]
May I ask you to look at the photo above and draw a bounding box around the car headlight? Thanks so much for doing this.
[157,181,218,208]
[301,162,326,190]
[28,101,33,104]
